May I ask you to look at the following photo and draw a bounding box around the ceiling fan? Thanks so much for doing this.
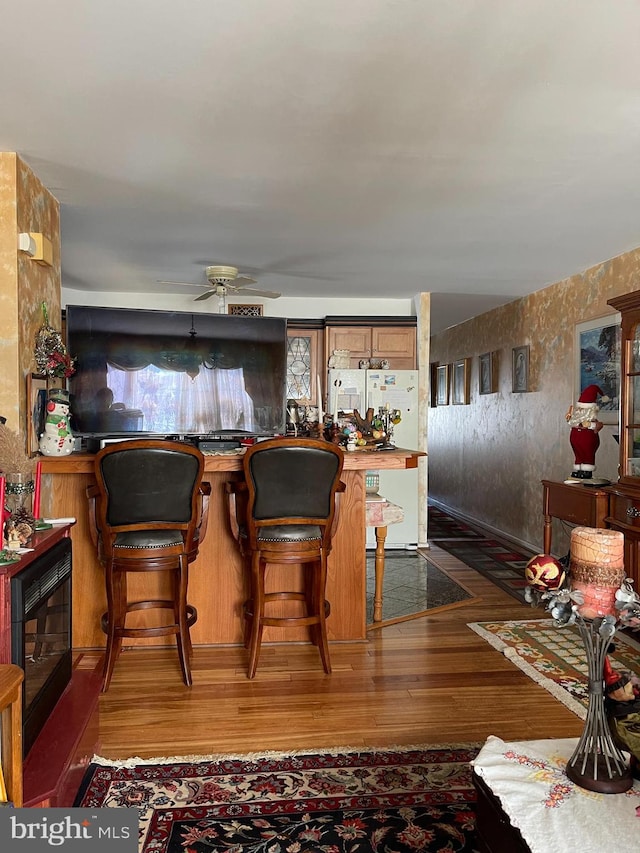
[159,265,281,312]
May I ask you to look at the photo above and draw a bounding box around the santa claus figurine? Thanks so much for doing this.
[565,384,610,482]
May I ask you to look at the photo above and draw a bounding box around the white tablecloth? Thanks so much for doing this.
[472,736,640,853]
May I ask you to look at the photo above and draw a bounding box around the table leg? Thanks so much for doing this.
[373,526,387,622]
[543,513,552,554]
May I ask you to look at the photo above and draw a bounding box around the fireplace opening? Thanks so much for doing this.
[11,537,72,756]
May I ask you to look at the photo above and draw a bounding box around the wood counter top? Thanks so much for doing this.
[41,446,424,474]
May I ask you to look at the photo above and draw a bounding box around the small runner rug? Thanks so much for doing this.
[74,744,480,852]
[428,506,534,603]
[427,506,485,540]
[468,618,640,719]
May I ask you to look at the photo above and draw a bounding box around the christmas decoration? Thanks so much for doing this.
[0,425,36,545]
[39,388,74,456]
[34,302,75,379]
[565,384,610,482]
[525,553,566,590]
[525,527,640,793]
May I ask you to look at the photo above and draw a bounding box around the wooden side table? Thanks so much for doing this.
[473,771,531,853]
[541,480,610,554]
[365,498,405,622]
[0,664,24,807]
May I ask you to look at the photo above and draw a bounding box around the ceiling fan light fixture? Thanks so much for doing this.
[216,284,227,314]
[206,265,238,284]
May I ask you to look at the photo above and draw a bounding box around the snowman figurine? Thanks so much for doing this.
[39,388,74,456]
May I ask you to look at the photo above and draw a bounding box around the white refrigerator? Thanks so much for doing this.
[327,369,367,421]
[327,368,420,549]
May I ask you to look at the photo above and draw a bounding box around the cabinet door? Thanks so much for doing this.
[286,328,322,404]
[372,327,416,369]
[326,327,372,360]
[624,317,640,480]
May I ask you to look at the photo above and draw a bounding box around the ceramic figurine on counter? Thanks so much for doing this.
[39,388,74,456]
[5,522,22,550]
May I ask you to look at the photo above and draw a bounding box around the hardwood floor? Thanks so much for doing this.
[90,545,583,759]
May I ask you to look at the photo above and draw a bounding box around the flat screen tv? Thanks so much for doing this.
[66,305,287,438]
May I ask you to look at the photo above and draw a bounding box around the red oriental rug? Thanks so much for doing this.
[74,744,480,852]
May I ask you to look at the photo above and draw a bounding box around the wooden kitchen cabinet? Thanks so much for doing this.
[325,319,416,369]
[326,326,372,361]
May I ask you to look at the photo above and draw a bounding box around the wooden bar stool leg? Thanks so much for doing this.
[102,563,124,692]
[175,557,192,687]
[247,554,266,679]
[316,553,331,674]
[373,526,388,622]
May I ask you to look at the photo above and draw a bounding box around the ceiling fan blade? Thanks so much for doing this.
[236,274,257,284]
[194,290,216,301]
[228,286,281,299]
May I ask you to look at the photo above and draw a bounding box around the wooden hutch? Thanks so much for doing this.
[604,289,640,587]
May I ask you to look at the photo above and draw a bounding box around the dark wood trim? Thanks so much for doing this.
[324,316,417,327]
[286,318,326,329]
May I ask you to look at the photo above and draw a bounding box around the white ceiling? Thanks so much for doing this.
[2,1,640,333]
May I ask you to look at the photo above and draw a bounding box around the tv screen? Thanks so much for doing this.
[66,306,287,438]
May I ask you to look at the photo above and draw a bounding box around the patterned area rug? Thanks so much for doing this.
[74,744,480,852]
[468,618,640,719]
[428,506,534,603]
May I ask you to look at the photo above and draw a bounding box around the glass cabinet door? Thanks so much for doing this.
[286,328,322,404]
[625,321,640,477]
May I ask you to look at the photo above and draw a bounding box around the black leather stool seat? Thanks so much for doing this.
[113,531,184,549]
[256,524,322,543]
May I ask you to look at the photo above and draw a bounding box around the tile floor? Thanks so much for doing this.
[365,549,472,624]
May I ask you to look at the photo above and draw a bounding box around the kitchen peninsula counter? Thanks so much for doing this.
[42,448,424,649]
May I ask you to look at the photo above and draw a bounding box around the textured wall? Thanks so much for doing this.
[0,153,60,434]
[0,153,19,425]
[429,248,640,555]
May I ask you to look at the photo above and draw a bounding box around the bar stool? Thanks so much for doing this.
[86,439,210,691]
[226,437,345,678]
[365,496,405,622]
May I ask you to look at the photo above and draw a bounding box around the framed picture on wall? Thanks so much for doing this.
[452,357,471,404]
[26,372,48,457]
[574,314,621,425]
[479,351,498,395]
[512,345,530,393]
[429,362,439,407]
[436,364,450,405]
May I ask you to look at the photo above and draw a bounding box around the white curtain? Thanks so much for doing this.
[107,364,256,432]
